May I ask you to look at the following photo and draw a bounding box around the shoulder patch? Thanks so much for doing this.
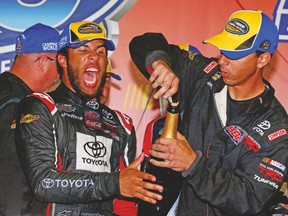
[28,93,57,115]
[203,61,218,74]
[224,125,247,145]
[115,110,133,135]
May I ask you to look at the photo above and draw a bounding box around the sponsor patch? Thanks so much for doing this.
[224,125,247,145]
[259,41,271,51]
[86,101,99,110]
[56,103,76,112]
[203,61,218,74]
[268,129,287,141]
[102,109,115,124]
[20,114,39,124]
[225,18,249,35]
[76,132,112,173]
[252,120,271,136]
[84,109,102,129]
[262,157,286,172]
[257,120,271,130]
[84,110,100,121]
[84,119,102,130]
[60,112,83,120]
[258,163,283,182]
[243,135,261,152]
[79,23,102,34]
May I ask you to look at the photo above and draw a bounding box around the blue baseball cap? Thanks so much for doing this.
[204,10,279,60]
[58,21,115,51]
[16,23,59,54]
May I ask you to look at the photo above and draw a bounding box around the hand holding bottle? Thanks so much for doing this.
[149,97,197,172]
[137,98,184,216]
[149,132,197,172]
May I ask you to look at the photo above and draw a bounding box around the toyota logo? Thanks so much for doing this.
[102,109,113,119]
[84,141,106,158]
[86,101,99,110]
[42,178,54,189]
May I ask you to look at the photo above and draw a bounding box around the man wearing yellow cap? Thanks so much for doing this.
[16,21,163,215]
[100,58,121,104]
[129,10,288,215]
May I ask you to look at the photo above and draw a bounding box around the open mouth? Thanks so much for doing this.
[84,68,98,87]
[221,71,228,77]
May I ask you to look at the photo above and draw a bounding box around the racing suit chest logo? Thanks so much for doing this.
[84,141,106,158]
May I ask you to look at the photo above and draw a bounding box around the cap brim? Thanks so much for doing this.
[107,72,121,81]
[221,49,257,60]
[204,32,255,60]
[67,38,115,51]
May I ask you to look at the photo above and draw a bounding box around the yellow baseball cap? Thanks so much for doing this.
[204,10,279,59]
[58,21,115,51]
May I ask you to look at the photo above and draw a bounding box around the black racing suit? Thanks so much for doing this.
[129,33,288,216]
[0,72,46,216]
[16,83,137,216]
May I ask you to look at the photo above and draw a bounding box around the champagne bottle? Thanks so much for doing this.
[160,100,179,139]
[138,99,183,216]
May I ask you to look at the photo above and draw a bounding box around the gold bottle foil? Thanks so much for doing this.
[160,101,179,139]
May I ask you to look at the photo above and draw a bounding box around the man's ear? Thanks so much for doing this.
[57,54,67,68]
[257,52,271,69]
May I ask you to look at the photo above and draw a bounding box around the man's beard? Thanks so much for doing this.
[67,62,105,100]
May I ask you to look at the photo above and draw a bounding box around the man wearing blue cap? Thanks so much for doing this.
[129,10,288,215]
[0,23,59,215]
[16,21,163,215]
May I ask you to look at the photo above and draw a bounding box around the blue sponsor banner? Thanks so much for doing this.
[275,0,288,41]
[0,0,136,73]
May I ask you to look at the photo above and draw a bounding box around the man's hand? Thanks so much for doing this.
[149,60,179,100]
[119,153,163,204]
[149,132,196,172]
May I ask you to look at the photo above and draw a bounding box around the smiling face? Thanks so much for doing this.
[58,39,108,99]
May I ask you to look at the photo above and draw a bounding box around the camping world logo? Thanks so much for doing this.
[0,0,136,73]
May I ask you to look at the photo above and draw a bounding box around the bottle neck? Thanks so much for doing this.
[160,102,179,139]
